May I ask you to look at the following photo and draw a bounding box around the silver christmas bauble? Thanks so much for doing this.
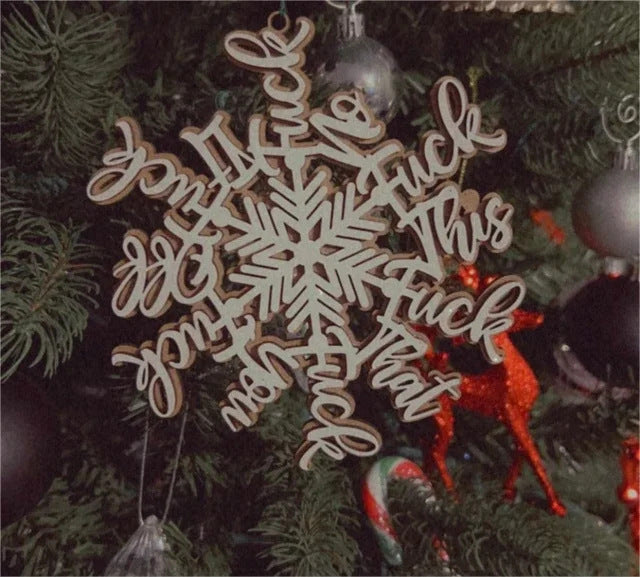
[316,35,400,123]
[572,167,639,258]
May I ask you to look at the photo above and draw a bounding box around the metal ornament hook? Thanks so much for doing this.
[599,94,640,170]
[326,0,363,14]
[326,0,365,40]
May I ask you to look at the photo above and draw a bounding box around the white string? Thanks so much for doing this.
[137,409,150,526]
[136,403,189,526]
[162,403,189,524]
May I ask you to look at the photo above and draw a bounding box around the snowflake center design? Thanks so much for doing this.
[87,14,526,470]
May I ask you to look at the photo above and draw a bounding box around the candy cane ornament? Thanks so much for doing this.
[362,456,437,566]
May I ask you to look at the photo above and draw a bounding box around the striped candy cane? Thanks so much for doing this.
[362,456,436,566]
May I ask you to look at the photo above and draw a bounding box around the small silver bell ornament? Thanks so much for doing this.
[316,0,400,123]
[105,404,189,576]
[105,515,178,576]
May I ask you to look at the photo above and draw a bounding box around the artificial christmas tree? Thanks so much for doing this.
[1,1,638,575]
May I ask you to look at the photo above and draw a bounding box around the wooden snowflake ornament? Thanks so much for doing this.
[87,13,525,469]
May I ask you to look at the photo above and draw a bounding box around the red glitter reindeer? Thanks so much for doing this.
[416,265,566,516]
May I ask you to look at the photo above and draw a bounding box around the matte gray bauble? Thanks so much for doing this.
[316,35,400,124]
[572,167,639,258]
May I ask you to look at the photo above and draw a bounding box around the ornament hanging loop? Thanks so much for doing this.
[268,10,291,33]
[327,0,365,40]
[599,94,640,170]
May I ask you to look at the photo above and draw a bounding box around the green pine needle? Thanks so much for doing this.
[389,481,635,576]
[1,1,129,172]
[1,216,101,380]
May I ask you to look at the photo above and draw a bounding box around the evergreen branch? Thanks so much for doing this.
[2,477,112,576]
[389,481,635,576]
[249,392,361,576]
[254,460,360,576]
[163,522,231,576]
[1,1,129,172]
[0,169,78,232]
[505,2,638,108]
[525,42,636,84]
[1,217,101,380]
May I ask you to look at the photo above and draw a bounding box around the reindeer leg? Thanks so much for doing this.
[504,413,530,500]
[503,407,567,516]
[503,452,523,501]
[422,395,456,493]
